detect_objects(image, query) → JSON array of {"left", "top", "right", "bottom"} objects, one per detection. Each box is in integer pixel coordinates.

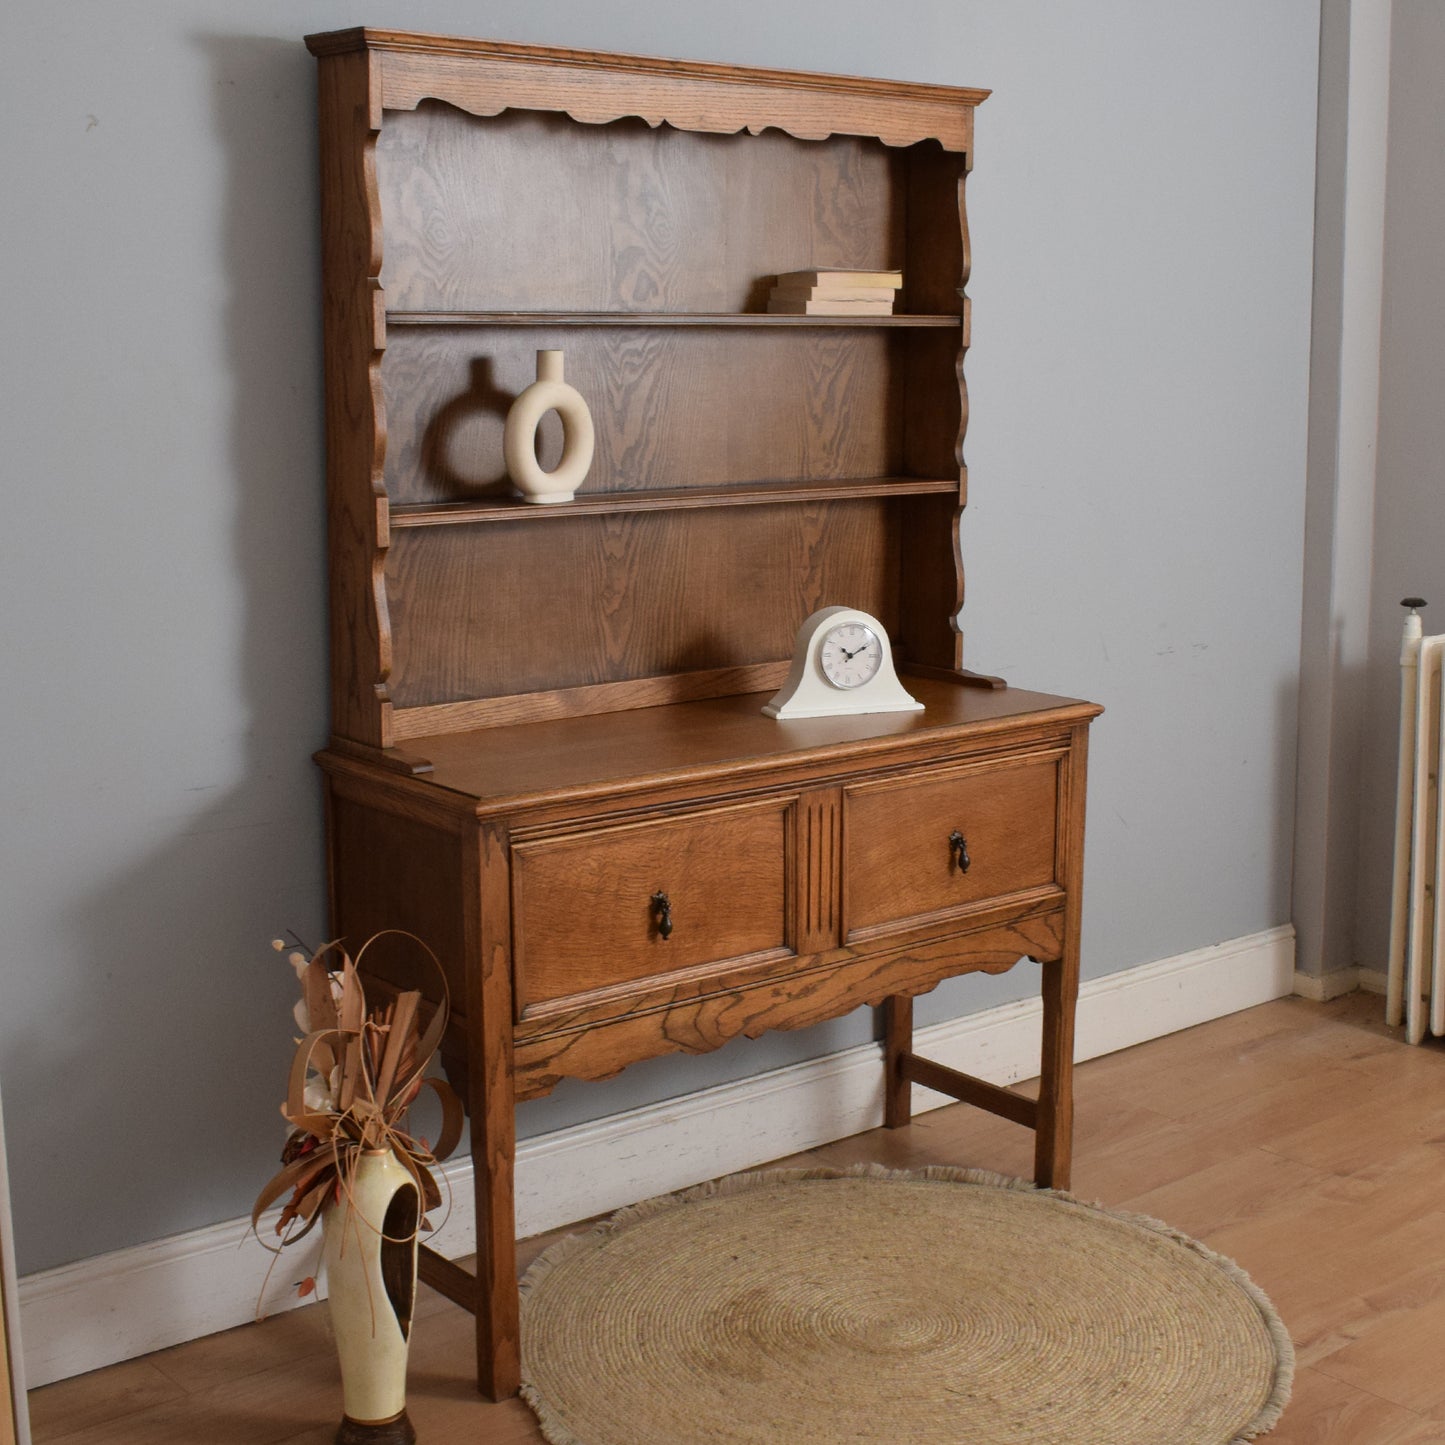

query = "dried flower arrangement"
[{"left": 251, "top": 932, "right": 462, "bottom": 1294}]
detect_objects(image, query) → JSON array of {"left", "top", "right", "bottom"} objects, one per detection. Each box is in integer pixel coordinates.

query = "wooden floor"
[{"left": 26, "top": 992, "right": 1445, "bottom": 1443}]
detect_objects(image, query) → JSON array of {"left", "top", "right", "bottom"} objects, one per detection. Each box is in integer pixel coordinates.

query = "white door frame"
[{"left": 1, "top": 1093, "right": 29, "bottom": 1445}]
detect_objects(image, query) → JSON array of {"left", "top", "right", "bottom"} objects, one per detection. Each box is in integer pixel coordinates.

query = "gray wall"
[
  {"left": 1354, "top": 1, "right": 1445, "bottom": 971},
  {"left": 0, "top": 0, "right": 1319, "bottom": 1275}
]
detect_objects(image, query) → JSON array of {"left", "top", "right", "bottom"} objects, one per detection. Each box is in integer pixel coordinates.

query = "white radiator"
[{"left": 1388, "top": 599, "right": 1445, "bottom": 1043}]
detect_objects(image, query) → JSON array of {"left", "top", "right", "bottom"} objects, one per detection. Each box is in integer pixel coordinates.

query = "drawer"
[
  {"left": 843, "top": 753, "right": 1060, "bottom": 940},
  {"left": 511, "top": 799, "right": 790, "bottom": 1017}
]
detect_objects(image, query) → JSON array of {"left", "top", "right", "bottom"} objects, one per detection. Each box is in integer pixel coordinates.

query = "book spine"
[
  {"left": 766, "top": 299, "right": 895, "bottom": 315},
  {"left": 774, "top": 270, "right": 903, "bottom": 289},
  {"left": 770, "top": 286, "right": 897, "bottom": 302}
]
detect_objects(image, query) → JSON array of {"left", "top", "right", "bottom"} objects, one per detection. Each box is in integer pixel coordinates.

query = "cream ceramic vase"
[
  {"left": 503, "top": 348, "right": 595, "bottom": 503},
  {"left": 323, "top": 1149, "right": 419, "bottom": 1445}
]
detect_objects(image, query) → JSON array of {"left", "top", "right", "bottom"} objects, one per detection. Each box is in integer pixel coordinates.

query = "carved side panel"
[
  {"left": 317, "top": 49, "right": 394, "bottom": 746},
  {"left": 951, "top": 162, "right": 974, "bottom": 669},
  {"left": 898, "top": 144, "right": 970, "bottom": 671}
]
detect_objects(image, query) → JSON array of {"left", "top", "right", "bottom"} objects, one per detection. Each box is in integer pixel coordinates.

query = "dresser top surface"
[{"left": 334, "top": 679, "right": 1101, "bottom": 814}]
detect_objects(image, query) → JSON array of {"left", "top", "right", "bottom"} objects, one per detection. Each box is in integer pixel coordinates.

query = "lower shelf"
[
  {"left": 388, "top": 476, "right": 961, "bottom": 528},
  {"left": 386, "top": 310, "right": 963, "bottom": 329}
]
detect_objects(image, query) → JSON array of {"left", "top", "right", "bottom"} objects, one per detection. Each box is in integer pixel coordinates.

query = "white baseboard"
[
  {"left": 1291, "top": 963, "right": 1390, "bottom": 1001},
  {"left": 1293, "top": 965, "right": 1361, "bottom": 1001},
  {"left": 20, "top": 924, "right": 1294, "bottom": 1387},
  {"left": 1357, "top": 966, "right": 1388, "bottom": 996}
]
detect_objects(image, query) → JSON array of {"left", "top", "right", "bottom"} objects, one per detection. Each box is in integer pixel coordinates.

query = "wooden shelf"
[
  {"left": 388, "top": 476, "right": 961, "bottom": 529},
  {"left": 386, "top": 310, "right": 962, "bottom": 329}
]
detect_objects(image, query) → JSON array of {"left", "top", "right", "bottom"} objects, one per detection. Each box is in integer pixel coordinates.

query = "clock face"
[{"left": 819, "top": 622, "right": 883, "bottom": 689}]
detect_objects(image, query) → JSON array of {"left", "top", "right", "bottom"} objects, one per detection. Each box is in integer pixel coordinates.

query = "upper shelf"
[{"left": 386, "top": 311, "right": 963, "bottom": 329}]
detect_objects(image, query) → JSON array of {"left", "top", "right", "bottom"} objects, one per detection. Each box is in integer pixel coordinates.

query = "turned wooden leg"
[
  {"left": 471, "top": 824, "right": 521, "bottom": 1401},
  {"left": 1037, "top": 721, "right": 1090, "bottom": 1192},
  {"left": 1034, "top": 953, "right": 1078, "bottom": 1190},
  {"left": 471, "top": 1078, "right": 519, "bottom": 1400},
  {"left": 882, "top": 993, "right": 914, "bottom": 1129}
]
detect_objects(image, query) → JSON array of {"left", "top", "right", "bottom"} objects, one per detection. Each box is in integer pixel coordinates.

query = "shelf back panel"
[
  {"left": 377, "top": 106, "right": 942, "bottom": 314},
  {"left": 383, "top": 500, "right": 900, "bottom": 707}
]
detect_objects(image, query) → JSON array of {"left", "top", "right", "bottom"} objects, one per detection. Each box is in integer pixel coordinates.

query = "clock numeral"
[
  {"left": 651, "top": 890, "right": 674, "bottom": 939},
  {"left": 948, "top": 830, "right": 971, "bottom": 874}
]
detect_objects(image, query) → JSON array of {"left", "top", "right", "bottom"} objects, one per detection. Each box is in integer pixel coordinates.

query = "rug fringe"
[
  {"left": 519, "top": 1163, "right": 1294, "bottom": 1443},
  {"left": 518, "top": 1379, "right": 591, "bottom": 1445}
]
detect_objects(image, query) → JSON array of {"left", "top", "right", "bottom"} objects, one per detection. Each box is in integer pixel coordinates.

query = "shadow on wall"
[{"left": 2, "top": 31, "right": 330, "bottom": 1275}]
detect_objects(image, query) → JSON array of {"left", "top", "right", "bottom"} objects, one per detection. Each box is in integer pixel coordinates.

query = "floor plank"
[
  {"left": 1265, "top": 1366, "right": 1441, "bottom": 1444},
  {"left": 24, "top": 1356, "right": 186, "bottom": 1441},
  {"left": 26, "top": 992, "right": 1445, "bottom": 1442}
]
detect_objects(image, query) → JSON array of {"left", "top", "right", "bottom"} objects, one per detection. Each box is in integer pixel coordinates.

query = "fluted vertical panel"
[{"left": 794, "top": 789, "right": 842, "bottom": 954}]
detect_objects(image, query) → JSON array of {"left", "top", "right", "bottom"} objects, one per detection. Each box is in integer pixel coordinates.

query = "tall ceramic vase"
[
  {"left": 504, "top": 348, "right": 595, "bottom": 504},
  {"left": 323, "top": 1149, "right": 420, "bottom": 1445}
]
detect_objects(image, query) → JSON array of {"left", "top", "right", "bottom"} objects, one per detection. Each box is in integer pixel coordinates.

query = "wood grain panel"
[
  {"left": 843, "top": 752, "right": 1061, "bottom": 940},
  {"left": 904, "top": 143, "right": 967, "bottom": 315},
  {"left": 329, "top": 794, "right": 469, "bottom": 1015},
  {"left": 380, "top": 326, "right": 904, "bottom": 504},
  {"left": 383, "top": 500, "right": 900, "bottom": 706},
  {"left": 897, "top": 492, "right": 965, "bottom": 670},
  {"left": 377, "top": 107, "right": 904, "bottom": 313},
  {"left": 901, "top": 328, "right": 964, "bottom": 481},
  {"left": 898, "top": 320, "right": 966, "bottom": 670},
  {"left": 511, "top": 800, "right": 789, "bottom": 1016}
]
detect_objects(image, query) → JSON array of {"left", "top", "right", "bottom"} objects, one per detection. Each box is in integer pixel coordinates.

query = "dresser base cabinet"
[{"left": 317, "top": 679, "right": 1099, "bottom": 1398}]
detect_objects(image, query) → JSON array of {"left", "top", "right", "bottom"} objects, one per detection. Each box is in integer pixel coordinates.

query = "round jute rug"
[{"left": 519, "top": 1165, "right": 1292, "bottom": 1445}]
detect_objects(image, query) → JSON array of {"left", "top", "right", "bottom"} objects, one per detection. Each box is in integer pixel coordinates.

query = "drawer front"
[
  {"left": 843, "top": 753, "right": 1060, "bottom": 939},
  {"left": 512, "top": 800, "right": 790, "bottom": 1017}
]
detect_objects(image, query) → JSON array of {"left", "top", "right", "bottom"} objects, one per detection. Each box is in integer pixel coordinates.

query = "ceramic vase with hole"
[
  {"left": 503, "top": 348, "right": 595, "bottom": 504},
  {"left": 323, "top": 1149, "right": 420, "bottom": 1445}
]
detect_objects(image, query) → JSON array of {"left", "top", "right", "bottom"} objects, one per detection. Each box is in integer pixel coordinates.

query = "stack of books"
[{"left": 766, "top": 269, "right": 903, "bottom": 316}]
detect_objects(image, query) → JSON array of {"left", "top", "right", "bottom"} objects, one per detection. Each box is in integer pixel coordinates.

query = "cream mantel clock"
[{"left": 763, "top": 606, "right": 924, "bottom": 719}]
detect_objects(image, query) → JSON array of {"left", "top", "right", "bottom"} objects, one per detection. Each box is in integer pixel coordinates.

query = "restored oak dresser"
[{"left": 305, "top": 27, "right": 1101, "bottom": 1398}]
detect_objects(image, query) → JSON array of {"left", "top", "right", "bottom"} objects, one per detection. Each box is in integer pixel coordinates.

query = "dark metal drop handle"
[
  {"left": 651, "top": 890, "right": 674, "bottom": 940},
  {"left": 948, "top": 830, "right": 971, "bottom": 874}
]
